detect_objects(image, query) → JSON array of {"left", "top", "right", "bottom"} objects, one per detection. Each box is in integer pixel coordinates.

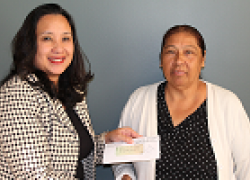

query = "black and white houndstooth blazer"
[{"left": 0, "top": 74, "right": 105, "bottom": 179}]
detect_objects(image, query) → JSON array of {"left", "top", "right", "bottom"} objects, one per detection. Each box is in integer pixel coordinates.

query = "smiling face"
[
  {"left": 161, "top": 32, "right": 205, "bottom": 89},
  {"left": 34, "top": 14, "right": 74, "bottom": 85}
]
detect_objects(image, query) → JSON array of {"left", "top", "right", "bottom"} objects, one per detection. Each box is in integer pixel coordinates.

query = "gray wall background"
[{"left": 1, "top": 1, "right": 250, "bottom": 179}]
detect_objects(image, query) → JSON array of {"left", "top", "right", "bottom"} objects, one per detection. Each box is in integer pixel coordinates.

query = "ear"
[
  {"left": 159, "top": 53, "right": 163, "bottom": 68},
  {"left": 202, "top": 50, "right": 206, "bottom": 68}
]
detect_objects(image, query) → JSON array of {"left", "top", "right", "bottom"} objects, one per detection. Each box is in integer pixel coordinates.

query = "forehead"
[
  {"left": 36, "top": 14, "right": 72, "bottom": 34},
  {"left": 165, "top": 32, "right": 198, "bottom": 47}
]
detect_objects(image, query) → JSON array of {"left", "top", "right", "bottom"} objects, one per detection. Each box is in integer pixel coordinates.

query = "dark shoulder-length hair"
[{"left": 1, "top": 3, "right": 93, "bottom": 107}]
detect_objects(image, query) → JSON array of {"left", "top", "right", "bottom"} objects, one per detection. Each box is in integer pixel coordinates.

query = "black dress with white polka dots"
[{"left": 156, "top": 82, "right": 218, "bottom": 179}]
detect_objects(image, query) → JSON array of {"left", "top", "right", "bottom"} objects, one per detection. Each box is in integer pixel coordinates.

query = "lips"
[
  {"left": 48, "top": 57, "right": 65, "bottom": 64},
  {"left": 171, "top": 69, "right": 186, "bottom": 76},
  {"left": 176, "top": 70, "right": 185, "bottom": 75}
]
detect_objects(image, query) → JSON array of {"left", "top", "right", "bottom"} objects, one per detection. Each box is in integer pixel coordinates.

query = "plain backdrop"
[{"left": 1, "top": 1, "right": 250, "bottom": 179}]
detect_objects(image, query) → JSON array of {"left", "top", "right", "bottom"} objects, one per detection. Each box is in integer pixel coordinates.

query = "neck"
[{"left": 165, "top": 80, "right": 205, "bottom": 102}]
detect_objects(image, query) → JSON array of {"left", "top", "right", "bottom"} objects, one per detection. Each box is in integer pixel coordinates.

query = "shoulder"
[
  {"left": 0, "top": 75, "right": 44, "bottom": 105},
  {"left": 206, "top": 81, "right": 243, "bottom": 108},
  {"left": 124, "top": 81, "right": 163, "bottom": 107},
  {"left": 130, "top": 81, "right": 162, "bottom": 98},
  {"left": 206, "top": 82, "right": 239, "bottom": 99},
  {"left": 1, "top": 75, "right": 31, "bottom": 92},
  {"left": 1, "top": 76, "right": 27, "bottom": 96}
]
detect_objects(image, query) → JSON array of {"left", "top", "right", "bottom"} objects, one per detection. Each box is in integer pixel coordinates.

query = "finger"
[
  {"left": 129, "top": 130, "right": 142, "bottom": 138},
  {"left": 121, "top": 127, "right": 142, "bottom": 138},
  {"left": 116, "top": 134, "right": 134, "bottom": 144}
]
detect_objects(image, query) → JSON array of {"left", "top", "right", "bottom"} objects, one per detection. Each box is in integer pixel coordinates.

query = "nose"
[
  {"left": 175, "top": 52, "right": 185, "bottom": 65},
  {"left": 52, "top": 40, "right": 64, "bottom": 54}
]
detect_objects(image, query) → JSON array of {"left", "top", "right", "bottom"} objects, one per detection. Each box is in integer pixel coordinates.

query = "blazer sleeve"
[
  {"left": 94, "top": 133, "right": 106, "bottom": 165},
  {"left": 0, "top": 83, "right": 56, "bottom": 179}
]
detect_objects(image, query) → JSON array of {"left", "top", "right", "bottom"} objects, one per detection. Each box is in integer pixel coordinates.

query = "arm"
[
  {"left": 0, "top": 81, "right": 73, "bottom": 179},
  {"left": 0, "top": 86, "right": 51, "bottom": 179},
  {"left": 78, "top": 98, "right": 140, "bottom": 166},
  {"left": 229, "top": 95, "right": 250, "bottom": 179},
  {"left": 112, "top": 92, "right": 140, "bottom": 180},
  {"left": 113, "top": 163, "right": 136, "bottom": 180},
  {"left": 94, "top": 128, "right": 141, "bottom": 165},
  {"left": 107, "top": 127, "right": 141, "bottom": 180},
  {"left": 94, "top": 132, "right": 106, "bottom": 165}
]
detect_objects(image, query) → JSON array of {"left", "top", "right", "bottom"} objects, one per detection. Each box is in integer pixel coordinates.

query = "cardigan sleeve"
[
  {"left": 207, "top": 82, "right": 250, "bottom": 179},
  {"left": 228, "top": 93, "right": 250, "bottom": 179},
  {"left": 112, "top": 106, "right": 136, "bottom": 179},
  {"left": 112, "top": 88, "right": 140, "bottom": 180},
  {"left": 112, "top": 83, "right": 160, "bottom": 180},
  {"left": 112, "top": 113, "right": 137, "bottom": 180}
]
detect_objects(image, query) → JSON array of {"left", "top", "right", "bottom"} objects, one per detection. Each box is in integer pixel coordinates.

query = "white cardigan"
[{"left": 113, "top": 81, "right": 250, "bottom": 180}]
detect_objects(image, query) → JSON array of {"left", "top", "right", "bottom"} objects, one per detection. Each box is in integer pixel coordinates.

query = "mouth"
[
  {"left": 172, "top": 70, "right": 186, "bottom": 76},
  {"left": 48, "top": 57, "right": 65, "bottom": 64}
]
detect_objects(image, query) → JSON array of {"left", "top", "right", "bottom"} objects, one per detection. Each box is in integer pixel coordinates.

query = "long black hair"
[{"left": 1, "top": 3, "right": 93, "bottom": 108}]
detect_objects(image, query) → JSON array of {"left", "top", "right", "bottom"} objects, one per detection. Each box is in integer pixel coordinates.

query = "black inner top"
[
  {"left": 65, "top": 107, "right": 94, "bottom": 179},
  {"left": 156, "top": 81, "right": 218, "bottom": 179}
]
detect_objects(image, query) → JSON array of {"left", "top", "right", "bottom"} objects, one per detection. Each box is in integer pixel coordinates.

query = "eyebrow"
[
  {"left": 164, "top": 45, "right": 198, "bottom": 50},
  {"left": 164, "top": 45, "right": 175, "bottom": 49},
  {"left": 185, "top": 45, "right": 198, "bottom": 50}
]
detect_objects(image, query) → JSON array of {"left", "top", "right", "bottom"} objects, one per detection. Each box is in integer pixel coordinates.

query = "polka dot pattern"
[{"left": 156, "top": 82, "right": 217, "bottom": 179}]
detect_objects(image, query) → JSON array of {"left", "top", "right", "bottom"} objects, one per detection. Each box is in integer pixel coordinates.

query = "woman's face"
[
  {"left": 160, "top": 32, "right": 205, "bottom": 89},
  {"left": 34, "top": 14, "right": 74, "bottom": 84}
]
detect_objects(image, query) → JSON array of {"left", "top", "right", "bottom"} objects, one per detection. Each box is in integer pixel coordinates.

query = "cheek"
[
  {"left": 161, "top": 59, "right": 172, "bottom": 70},
  {"left": 34, "top": 55, "right": 43, "bottom": 70},
  {"left": 68, "top": 45, "right": 74, "bottom": 56},
  {"left": 36, "top": 43, "right": 48, "bottom": 57},
  {"left": 161, "top": 62, "right": 171, "bottom": 77}
]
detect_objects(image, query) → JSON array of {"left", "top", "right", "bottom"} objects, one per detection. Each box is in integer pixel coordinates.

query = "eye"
[
  {"left": 185, "top": 50, "right": 193, "bottom": 55},
  {"left": 42, "top": 36, "right": 52, "bottom": 41},
  {"left": 62, "top": 36, "right": 72, "bottom": 42},
  {"left": 166, "top": 49, "right": 176, "bottom": 54}
]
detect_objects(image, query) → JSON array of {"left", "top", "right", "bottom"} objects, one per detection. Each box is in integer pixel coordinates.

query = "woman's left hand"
[{"left": 105, "top": 127, "right": 141, "bottom": 144}]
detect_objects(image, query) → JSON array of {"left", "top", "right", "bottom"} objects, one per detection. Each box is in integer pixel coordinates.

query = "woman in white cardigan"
[{"left": 113, "top": 25, "right": 250, "bottom": 180}]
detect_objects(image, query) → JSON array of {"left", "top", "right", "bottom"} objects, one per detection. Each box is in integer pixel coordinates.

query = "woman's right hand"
[{"left": 122, "top": 174, "right": 132, "bottom": 180}]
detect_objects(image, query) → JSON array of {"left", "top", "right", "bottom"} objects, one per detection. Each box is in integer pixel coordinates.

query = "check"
[{"left": 103, "top": 136, "right": 160, "bottom": 164}]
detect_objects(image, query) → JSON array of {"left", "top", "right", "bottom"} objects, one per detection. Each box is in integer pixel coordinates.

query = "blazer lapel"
[
  {"left": 74, "top": 99, "right": 95, "bottom": 139},
  {"left": 53, "top": 99, "right": 79, "bottom": 139}
]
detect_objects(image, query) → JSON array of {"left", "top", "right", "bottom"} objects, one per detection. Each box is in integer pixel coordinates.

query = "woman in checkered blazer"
[{"left": 0, "top": 3, "right": 139, "bottom": 179}]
